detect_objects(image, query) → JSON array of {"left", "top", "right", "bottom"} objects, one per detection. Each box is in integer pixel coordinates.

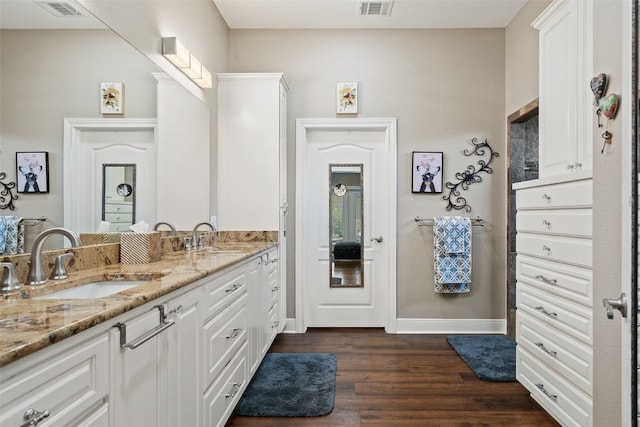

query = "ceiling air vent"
[
  {"left": 359, "top": 1, "right": 394, "bottom": 17},
  {"left": 38, "top": 2, "right": 84, "bottom": 17}
]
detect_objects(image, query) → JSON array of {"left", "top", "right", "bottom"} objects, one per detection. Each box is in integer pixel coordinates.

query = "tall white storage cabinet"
[
  {"left": 217, "top": 73, "right": 288, "bottom": 332},
  {"left": 515, "top": 1, "right": 594, "bottom": 426}
]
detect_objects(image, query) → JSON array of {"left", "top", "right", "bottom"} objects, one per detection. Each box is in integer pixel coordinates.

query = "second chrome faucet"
[{"left": 27, "top": 227, "right": 82, "bottom": 286}]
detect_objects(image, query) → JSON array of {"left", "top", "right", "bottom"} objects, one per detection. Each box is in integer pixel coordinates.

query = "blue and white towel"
[
  {"left": 0, "top": 216, "right": 24, "bottom": 255},
  {"left": 433, "top": 216, "right": 472, "bottom": 293}
]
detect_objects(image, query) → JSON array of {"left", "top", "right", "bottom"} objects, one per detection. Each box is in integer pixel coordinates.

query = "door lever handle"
[
  {"left": 370, "top": 236, "right": 383, "bottom": 243},
  {"left": 603, "top": 293, "right": 628, "bottom": 319}
]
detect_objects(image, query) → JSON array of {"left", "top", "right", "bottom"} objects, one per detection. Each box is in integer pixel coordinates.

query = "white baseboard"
[
  {"left": 396, "top": 318, "right": 506, "bottom": 334},
  {"left": 281, "top": 318, "right": 506, "bottom": 335}
]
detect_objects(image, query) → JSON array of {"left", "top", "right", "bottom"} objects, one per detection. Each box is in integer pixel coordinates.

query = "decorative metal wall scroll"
[
  {"left": 442, "top": 137, "right": 499, "bottom": 212},
  {"left": 0, "top": 172, "right": 19, "bottom": 210}
]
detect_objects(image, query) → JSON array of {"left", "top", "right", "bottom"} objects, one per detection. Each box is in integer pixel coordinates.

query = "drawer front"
[
  {"left": 203, "top": 343, "right": 248, "bottom": 427},
  {"left": 516, "top": 209, "right": 591, "bottom": 238},
  {"left": 517, "top": 347, "right": 592, "bottom": 427},
  {"left": 517, "top": 283, "right": 592, "bottom": 345},
  {"left": 516, "top": 233, "right": 592, "bottom": 268},
  {"left": 103, "top": 203, "right": 133, "bottom": 213},
  {"left": 203, "top": 265, "right": 247, "bottom": 322},
  {"left": 103, "top": 213, "right": 133, "bottom": 223},
  {"left": 0, "top": 334, "right": 109, "bottom": 427},
  {"left": 516, "top": 179, "right": 592, "bottom": 210},
  {"left": 516, "top": 310, "right": 592, "bottom": 395},
  {"left": 203, "top": 293, "right": 247, "bottom": 386},
  {"left": 516, "top": 254, "right": 592, "bottom": 306}
]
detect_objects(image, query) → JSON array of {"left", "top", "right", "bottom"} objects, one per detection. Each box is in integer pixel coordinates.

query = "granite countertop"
[{"left": 0, "top": 242, "right": 276, "bottom": 367}]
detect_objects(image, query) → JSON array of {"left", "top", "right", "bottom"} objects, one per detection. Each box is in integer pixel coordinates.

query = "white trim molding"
[{"left": 396, "top": 318, "right": 507, "bottom": 334}]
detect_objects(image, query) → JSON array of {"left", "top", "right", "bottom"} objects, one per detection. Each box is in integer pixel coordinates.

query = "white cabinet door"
[
  {"left": 246, "top": 256, "right": 263, "bottom": 376},
  {"left": 167, "top": 288, "right": 202, "bottom": 427},
  {"left": 534, "top": 0, "right": 592, "bottom": 178},
  {"left": 110, "top": 307, "right": 168, "bottom": 427}
]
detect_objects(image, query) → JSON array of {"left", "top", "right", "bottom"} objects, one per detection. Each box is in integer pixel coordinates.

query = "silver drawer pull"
[
  {"left": 225, "top": 382, "right": 243, "bottom": 399},
  {"left": 226, "top": 328, "right": 242, "bottom": 339},
  {"left": 542, "top": 193, "right": 552, "bottom": 202},
  {"left": 271, "top": 286, "right": 279, "bottom": 292},
  {"left": 542, "top": 219, "right": 551, "bottom": 229},
  {"left": 225, "top": 283, "right": 242, "bottom": 293},
  {"left": 117, "top": 305, "right": 175, "bottom": 350},
  {"left": 272, "top": 320, "right": 279, "bottom": 329},
  {"left": 535, "top": 383, "right": 558, "bottom": 401},
  {"left": 542, "top": 245, "right": 551, "bottom": 255},
  {"left": 535, "top": 305, "right": 558, "bottom": 318},
  {"left": 535, "top": 274, "right": 558, "bottom": 285},
  {"left": 535, "top": 341, "right": 558, "bottom": 357},
  {"left": 21, "top": 408, "right": 50, "bottom": 427}
]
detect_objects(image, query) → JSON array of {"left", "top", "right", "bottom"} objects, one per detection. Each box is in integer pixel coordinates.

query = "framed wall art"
[
  {"left": 336, "top": 82, "right": 358, "bottom": 114},
  {"left": 412, "top": 151, "right": 443, "bottom": 193},
  {"left": 100, "top": 82, "right": 125, "bottom": 114},
  {"left": 16, "top": 151, "right": 49, "bottom": 193}
]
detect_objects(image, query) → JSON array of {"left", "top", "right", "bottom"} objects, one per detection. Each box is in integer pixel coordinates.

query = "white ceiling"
[
  {"left": 1, "top": 0, "right": 528, "bottom": 30},
  {"left": 212, "top": 0, "right": 529, "bottom": 29}
]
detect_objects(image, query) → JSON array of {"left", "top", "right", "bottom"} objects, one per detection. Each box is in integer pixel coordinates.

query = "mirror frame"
[{"left": 632, "top": 0, "right": 639, "bottom": 423}]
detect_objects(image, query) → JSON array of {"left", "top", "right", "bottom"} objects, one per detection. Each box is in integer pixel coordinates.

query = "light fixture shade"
[
  {"left": 182, "top": 54, "right": 202, "bottom": 79},
  {"left": 162, "top": 37, "right": 190, "bottom": 69},
  {"left": 193, "top": 67, "right": 212, "bottom": 89}
]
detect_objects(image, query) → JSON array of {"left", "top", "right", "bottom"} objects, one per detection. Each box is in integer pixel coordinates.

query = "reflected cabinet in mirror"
[
  {"left": 102, "top": 164, "right": 136, "bottom": 232},
  {"left": 329, "top": 164, "right": 363, "bottom": 288}
]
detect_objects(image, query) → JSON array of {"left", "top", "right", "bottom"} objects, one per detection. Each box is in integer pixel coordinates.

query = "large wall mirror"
[
  {"left": 0, "top": 0, "right": 211, "bottom": 252},
  {"left": 329, "top": 164, "right": 363, "bottom": 288}
]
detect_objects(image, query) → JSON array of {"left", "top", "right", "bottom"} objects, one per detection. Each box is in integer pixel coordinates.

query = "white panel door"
[{"left": 298, "top": 122, "right": 395, "bottom": 328}]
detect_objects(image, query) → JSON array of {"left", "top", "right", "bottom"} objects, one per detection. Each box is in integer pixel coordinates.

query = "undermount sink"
[{"left": 33, "top": 281, "right": 146, "bottom": 300}]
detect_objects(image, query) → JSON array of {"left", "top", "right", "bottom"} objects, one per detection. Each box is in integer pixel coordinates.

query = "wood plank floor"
[{"left": 225, "top": 328, "right": 560, "bottom": 427}]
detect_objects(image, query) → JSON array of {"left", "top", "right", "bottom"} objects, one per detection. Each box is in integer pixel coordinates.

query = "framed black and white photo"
[
  {"left": 412, "top": 151, "right": 443, "bottom": 193},
  {"left": 16, "top": 152, "right": 49, "bottom": 193}
]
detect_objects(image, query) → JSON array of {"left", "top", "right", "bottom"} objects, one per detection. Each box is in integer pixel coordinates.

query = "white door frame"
[{"left": 295, "top": 118, "right": 397, "bottom": 333}]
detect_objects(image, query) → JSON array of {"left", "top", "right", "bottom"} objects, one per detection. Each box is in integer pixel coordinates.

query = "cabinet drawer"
[
  {"left": 203, "top": 293, "right": 247, "bottom": 386},
  {"left": 516, "top": 233, "right": 592, "bottom": 268},
  {"left": 516, "top": 310, "right": 592, "bottom": 395},
  {"left": 103, "top": 213, "right": 132, "bottom": 223},
  {"left": 0, "top": 334, "right": 109, "bottom": 427},
  {"left": 103, "top": 203, "right": 133, "bottom": 214},
  {"left": 517, "top": 283, "right": 592, "bottom": 345},
  {"left": 516, "top": 209, "right": 591, "bottom": 237},
  {"left": 516, "top": 179, "right": 592, "bottom": 210},
  {"left": 203, "top": 343, "right": 248, "bottom": 427},
  {"left": 516, "top": 254, "right": 592, "bottom": 306},
  {"left": 517, "top": 347, "right": 592, "bottom": 427},
  {"left": 203, "top": 265, "right": 247, "bottom": 322}
]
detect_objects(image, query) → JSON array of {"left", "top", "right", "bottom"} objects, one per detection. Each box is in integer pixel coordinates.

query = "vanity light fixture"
[{"left": 161, "top": 37, "right": 212, "bottom": 88}]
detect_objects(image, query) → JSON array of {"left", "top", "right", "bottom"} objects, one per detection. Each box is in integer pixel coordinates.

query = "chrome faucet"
[
  {"left": 27, "top": 228, "right": 82, "bottom": 286},
  {"left": 0, "top": 262, "right": 21, "bottom": 293},
  {"left": 153, "top": 221, "right": 177, "bottom": 236},
  {"left": 191, "top": 222, "right": 215, "bottom": 250}
]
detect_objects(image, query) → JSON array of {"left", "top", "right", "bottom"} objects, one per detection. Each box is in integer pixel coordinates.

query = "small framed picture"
[
  {"left": 100, "top": 82, "right": 124, "bottom": 114},
  {"left": 412, "top": 151, "right": 443, "bottom": 193},
  {"left": 336, "top": 82, "right": 358, "bottom": 114},
  {"left": 16, "top": 152, "right": 49, "bottom": 193}
]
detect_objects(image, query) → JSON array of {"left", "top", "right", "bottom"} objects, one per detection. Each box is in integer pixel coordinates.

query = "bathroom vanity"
[{"left": 0, "top": 241, "right": 281, "bottom": 427}]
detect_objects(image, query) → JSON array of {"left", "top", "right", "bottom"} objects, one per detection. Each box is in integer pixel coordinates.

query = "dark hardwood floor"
[{"left": 225, "top": 328, "right": 560, "bottom": 427}]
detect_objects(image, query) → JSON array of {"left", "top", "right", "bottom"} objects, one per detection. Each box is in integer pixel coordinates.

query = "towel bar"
[
  {"left": 414, "top": 216, "right": 484, "bottom": 227},
  {"left": 20, "top": 216, "right": 46, "bottom": 226}
]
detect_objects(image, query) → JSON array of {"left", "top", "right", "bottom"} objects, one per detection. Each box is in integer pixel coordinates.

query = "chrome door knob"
[{"left": 603, "top": 293, "right": 628, "bottom": 319}]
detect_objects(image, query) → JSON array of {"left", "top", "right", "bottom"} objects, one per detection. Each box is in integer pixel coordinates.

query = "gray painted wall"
[{"left": 229, "top": 28, "right": 507, "bottom": 320}]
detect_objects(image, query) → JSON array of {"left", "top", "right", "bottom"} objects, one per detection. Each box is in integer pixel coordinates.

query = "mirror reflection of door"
[
  {"left": 329, "top": 164, "right": 363, "bottom": 288},
  {"left": 102, "top": 164, "right": 136, "bottom": 232}
]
